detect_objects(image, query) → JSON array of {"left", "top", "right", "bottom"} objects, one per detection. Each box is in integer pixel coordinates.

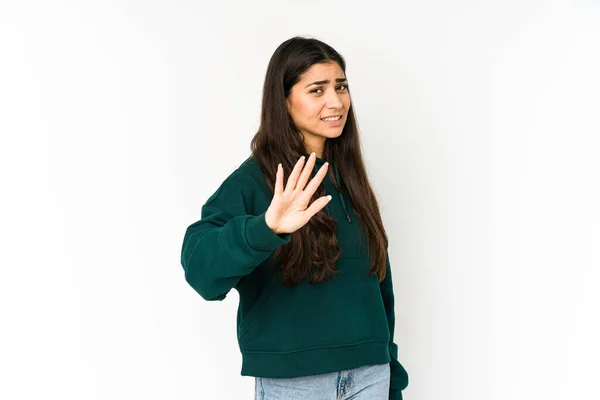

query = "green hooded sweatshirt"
[{"left": 180, "top": 155, "right": 409, "bottom": 399}]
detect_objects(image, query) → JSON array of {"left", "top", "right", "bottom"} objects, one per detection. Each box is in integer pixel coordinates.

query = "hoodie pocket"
[
  {"left": 239, "top": 257, "right": 390, "bottom": 353},
  {"left": 237, "top": 279, "right": 280, "bottom": 341}
]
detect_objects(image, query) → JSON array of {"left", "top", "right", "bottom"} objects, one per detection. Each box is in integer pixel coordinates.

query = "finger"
[
  {"left": 295, "top": 152, "right": 317, "bottom": 192},
  {"left": 285, "top": 155, "right": 306, "bottom": 194},
  {"left": 274, "top": 163, "right": 283, "bottom": 194},
  {"left": 303, "top": 162, "right": 328, "bottom": 196},
  {"left": 305, "top": 195, "right": 333, "bottom": 218}
]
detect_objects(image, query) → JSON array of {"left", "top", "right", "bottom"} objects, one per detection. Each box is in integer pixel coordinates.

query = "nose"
[{"left": 325, "top": 89, "right": 343, "bottom": 109}]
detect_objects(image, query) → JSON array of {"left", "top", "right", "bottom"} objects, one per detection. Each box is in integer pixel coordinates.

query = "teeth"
[{"left": 322, "top": 116, "right": 341, "bottom": 121}]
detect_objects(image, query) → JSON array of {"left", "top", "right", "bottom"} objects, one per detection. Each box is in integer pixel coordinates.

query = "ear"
[{"left": 286, "top": 97, "right": 291, "bottom": 113}]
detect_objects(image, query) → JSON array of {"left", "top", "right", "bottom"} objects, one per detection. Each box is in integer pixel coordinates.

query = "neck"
[
  {"left": 300, "top": 130, "right": 327, "bottom": 158},
  {"left": 303, "top": 138, "right": 326, "bottom": 158}
]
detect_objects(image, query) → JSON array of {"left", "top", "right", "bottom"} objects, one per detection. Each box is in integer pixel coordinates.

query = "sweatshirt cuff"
[
  {"left": 390, "top": 388, "right": 403, "bottom": 400},
  {"left": 245, "top": 212, "right": 292, "bottom": 252}
]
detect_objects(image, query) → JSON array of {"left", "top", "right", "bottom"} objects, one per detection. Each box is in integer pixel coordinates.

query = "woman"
[{"left": 180, "top": 36, "right": 409, "bottom": 399}]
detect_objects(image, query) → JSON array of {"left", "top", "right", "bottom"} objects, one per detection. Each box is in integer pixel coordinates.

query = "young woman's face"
[{"left": 286, "top": 61, "right": 350, "bottom": 154}]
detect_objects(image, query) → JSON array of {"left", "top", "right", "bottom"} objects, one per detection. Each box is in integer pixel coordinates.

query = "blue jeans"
[{"left": 254, "top": 363, "right": 390, "bottom": 399}]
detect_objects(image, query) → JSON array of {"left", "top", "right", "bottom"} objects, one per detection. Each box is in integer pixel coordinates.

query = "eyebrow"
[{"left": 304, "top": 78, "right": 348, "bottom": 88}]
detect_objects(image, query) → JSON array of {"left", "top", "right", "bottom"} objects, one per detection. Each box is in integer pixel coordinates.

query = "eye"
[{"left": 310, "top": 85, "right": 349, "bottom": 94}]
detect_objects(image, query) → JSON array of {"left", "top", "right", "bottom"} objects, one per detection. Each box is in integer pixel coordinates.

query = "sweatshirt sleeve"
[
  {"left": 380, "top": 250, "right": 409, "bottom": 399},
  {"left": 180, "top": 172, "right": 292, "bottom": 301}
]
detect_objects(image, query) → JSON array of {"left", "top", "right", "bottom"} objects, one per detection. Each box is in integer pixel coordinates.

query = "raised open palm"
[{"left": 265, "top": 152, "right": 332, "bottom": 235}]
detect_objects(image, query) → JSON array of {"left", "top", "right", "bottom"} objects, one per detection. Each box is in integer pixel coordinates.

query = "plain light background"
[{"left": 1, "top": 1, "right": 599, "bottom": 399}]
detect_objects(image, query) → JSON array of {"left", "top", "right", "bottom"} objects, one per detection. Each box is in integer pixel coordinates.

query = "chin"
[
  {"left": 318, "top": 126, "right": 345, "bottom": 136},
  {"left": 328, "top": 127, "right": 345, "bottom": 138}
]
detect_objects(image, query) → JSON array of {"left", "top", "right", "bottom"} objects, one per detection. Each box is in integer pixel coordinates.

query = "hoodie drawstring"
[
  {"left": 313, "top": 162, "right": 352, "bottom": 223},
  {"left": 334, "top": 165, "right": 352, "bottom": 223}
]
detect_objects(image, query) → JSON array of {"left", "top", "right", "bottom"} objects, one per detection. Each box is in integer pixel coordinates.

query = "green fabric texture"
[{"left": 180, "top": 155, "right": 409, "bottom": 398}]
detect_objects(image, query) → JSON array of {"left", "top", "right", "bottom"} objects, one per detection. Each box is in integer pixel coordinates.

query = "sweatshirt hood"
[{"left": 314, "top": 156, "right": 352, "bottom": 223}]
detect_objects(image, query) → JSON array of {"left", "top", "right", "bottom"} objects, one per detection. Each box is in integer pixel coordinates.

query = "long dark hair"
[{"left": 250, "top": 36, "right": 389, "bottom": 286}]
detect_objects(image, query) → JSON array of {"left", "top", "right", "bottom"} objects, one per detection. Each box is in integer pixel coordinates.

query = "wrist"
[{"left": 264, "top": 211, "right": 281, "bottom": 234}]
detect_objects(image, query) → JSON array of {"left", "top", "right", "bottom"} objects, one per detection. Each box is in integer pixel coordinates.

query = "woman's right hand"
[{"left": 265, "top": 152, "right": 332, "bottom": 235}]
